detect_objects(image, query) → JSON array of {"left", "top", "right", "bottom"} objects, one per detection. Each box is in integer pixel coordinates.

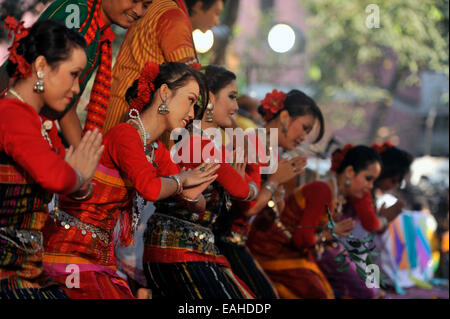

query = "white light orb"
[
  {"left": 268, "top": 24, "right": 296, "bottom": 53},
  {"left": 193, "top": 29, "right": 214, "bottom": 54}
]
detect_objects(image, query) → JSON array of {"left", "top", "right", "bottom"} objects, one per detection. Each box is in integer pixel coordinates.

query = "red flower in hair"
[
  {"left": 371, "top": 140, "right": 394, "bottom": 154},
  {"left": 190, "top": 62, "right": 202, "bottom": 72},
  {"left": 4, "top": 16, "right": 31, "bottom": 79},
  {"left": 261, "top": 89, "right": 286, "bottom": 121},
  {"left": 130, "top": 62, "right": 160, "bottom": 111},
  {"left": 331, "top": 144, "right": 354, "bottom": 172}
]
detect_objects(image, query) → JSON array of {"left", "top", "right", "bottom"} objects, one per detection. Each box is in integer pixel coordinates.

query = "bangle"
[
  {"left": 179, "top": 193, "right": 201, "bottom": 203},
  {"left": 378, "top": 216, "right": 388, "bottom": 230},
  {"left": 74, "top": 169, "right": 85, "bottom": 191},
  {"left": 263, "top": 181, "right": 277, "bottom": 196},
  {"left": 246, "top": 182, "right": 259, "bottom": 201},
  {"left": 70, "top": 182, "right": 94, "bottom": 201},
  {"left": 169, "top": 175, "right": 183, "bottom": 195}
]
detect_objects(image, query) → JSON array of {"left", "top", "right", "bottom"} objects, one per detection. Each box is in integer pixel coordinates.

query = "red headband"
[
  {"left": 371, "top": 141, "right": 394, "bottom": 154},
  {"left": 130, "top": 62, "right": 160, "bottom": 111},
  {"left": 4, "top": 16, "right": 31, "bottom": 79},
  {"left": 260, "top": 89, "right": 286, "bottom": 121},
  {"left": 331, "top": 144, "right": 354, "bottom": 172}
]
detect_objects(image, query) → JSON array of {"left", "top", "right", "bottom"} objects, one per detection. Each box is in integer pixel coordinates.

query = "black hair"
[
  {"left": 204, "top": 65, "right": 236, "bottom": 94},
  {"left": 184, "top": 0, "right": 227, "bottom": 15},
  {"left": 377, "top": 147, "right": 413, "bottom": 182},
  {"left": 334, "top": 145, "right": 381, "bottom": 174},
  {"left": 125, "top": 62, "right": 208, "bottom": 114},
  {"left": 6, "top": 19, "right": 87, "bottom": 78},
  {"left": 184, "top": 0, "right": 226, "bottom": 15},
  {"left": 258, "top": 89, "right": 325, "bottom": 143}
]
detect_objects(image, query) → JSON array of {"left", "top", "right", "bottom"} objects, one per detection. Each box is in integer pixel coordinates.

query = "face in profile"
[
  {"left": 102, "top": 0, "right": 152, "bottom": 28},
  {"left": 280, "top": 114, "right": 315, "bottom": 150},
  {"left": 347, "top": 162, "right": 382, "bottom": 198},
  {"left": 41, "top": 47, "right": 87, "bottom": 113},
  {"left": 209, "top": 80, "right": 238, "bottom": 128},
  {"left": 165, "top": 78, "right": 200, "bottom": 132},
  {"left": 191, "top": 0, "right": 224, "bottom": 32}
]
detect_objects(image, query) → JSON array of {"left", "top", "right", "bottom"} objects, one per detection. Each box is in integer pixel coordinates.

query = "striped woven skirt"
[
  {"left": 144, "top": 261, "right": 255, "bottom": 299},
  {"left": 216, "top": 240, "right": 278, "bottom": 299},
  {"left": 0, "top": 279, "right": 68, "bottom": 299}
]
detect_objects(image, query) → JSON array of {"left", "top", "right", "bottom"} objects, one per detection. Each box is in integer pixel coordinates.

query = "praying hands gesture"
[{"left": 65, "top": 128, "right": 104, "bottom": 192}]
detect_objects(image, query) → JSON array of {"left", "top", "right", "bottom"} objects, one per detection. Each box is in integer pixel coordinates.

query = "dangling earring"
[
  {"left": 205, "top": 103, "right": 214, "bottom": 122},
  {"left": 158, "top": 97, "right": 169, "bottom": 115},
  {"left": 345, "top": 178, "right": 351, "bottom": 187},
  {"left": 33, "top": 71, "right": 45, "bottom": 93},
  {"left": 281, "top": 122, "right": 288, "bottom": 136}
]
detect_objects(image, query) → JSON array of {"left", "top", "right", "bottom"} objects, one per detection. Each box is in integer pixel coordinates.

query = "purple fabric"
[{"left": 316, "top": 244, "right": 379, "bottom": 299}]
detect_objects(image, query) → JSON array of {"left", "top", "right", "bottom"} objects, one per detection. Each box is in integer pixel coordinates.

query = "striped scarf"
[{"left": 83, "top": 0, "right": 116, "bottom": 133}]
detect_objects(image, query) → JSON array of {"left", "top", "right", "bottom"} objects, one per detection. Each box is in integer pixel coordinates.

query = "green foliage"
[{"left": 301, "top": 0, "right": 449, "bottom": 102}]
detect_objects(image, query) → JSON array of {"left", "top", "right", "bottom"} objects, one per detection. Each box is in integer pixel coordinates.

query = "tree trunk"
[
  {"left": 366, "top": 69, "right": 404, "bottom": 144},
  {"left": 211, "top": 0, "right": 240, "bottom": 66}
]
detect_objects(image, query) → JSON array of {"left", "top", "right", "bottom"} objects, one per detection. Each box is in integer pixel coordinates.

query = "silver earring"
[
  {"left": 158, "top": 97, "right": 169, "bottom": 115},
  {"left": 282, "top": 122, "right": 288, "bottom": 136},
  {"left": 33, "top": 71, "right": 45, "bottom": 93},
  {"left": 205, "top": 103, "right": 214, "bottom": 122},
  {"left": 345, "top": 179, "right": 351, "bottom": 187}
]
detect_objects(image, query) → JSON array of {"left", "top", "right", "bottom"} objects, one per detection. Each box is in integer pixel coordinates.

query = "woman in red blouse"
[
  {"left": 142, "top": 65, "right": 264, "bottom": 299},
  {"left": 211, "top": 86, "right": 326, "bottom": 299},
  {"left": 247, "top": 145, "right": 382, "bottom": 298},
  {"left": 43, "top": 62, "right": 219, "bottom": 299},
  {"left": 0, "top": 19, "right": 103, "bottom": 299}
]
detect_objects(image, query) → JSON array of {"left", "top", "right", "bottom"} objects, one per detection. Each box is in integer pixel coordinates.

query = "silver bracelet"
[
  {"left": 180, "top": 193, "right": 201, "bottom": 203},
  {"left": 74, "top": 169, "right": 85, "bottom": 190},
  {"left": 168, "top": 175, "right": 183, "bottom": 194},
  {"left": 379, "top": 216, "right": 389, "bottom": 230},
  {"left": 263, "top": 181, "right": 277, "bottom": 196},
  {"left": 246, "top": 182, "right": 259, "bottom": 201}
]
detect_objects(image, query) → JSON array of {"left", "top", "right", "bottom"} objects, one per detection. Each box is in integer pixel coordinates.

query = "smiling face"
[
  {"left": 209, "top": 80, "right": 238, "bottom": 128},
  {"left": 102, "top": 0, "right": 152, "bottom": 28},
  {"left": 39, "top": 47, "right": 87, "bottom": 113},
  {"left": 190, "top": 0, "right": 224, "bottom": 32},
  {"left": 344, "top": 162, "right": 382, "bottom": 198},
  {"left": 164, "top": 78, "right": 200, "bottom": 131},
  {"left": 278, "top": 113, "right": 316, "bottom": 150}
]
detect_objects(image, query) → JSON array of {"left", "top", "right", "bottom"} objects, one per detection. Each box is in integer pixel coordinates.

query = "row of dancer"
[{"left": 0, "top": 8, "right": 412, "bottom": 299}]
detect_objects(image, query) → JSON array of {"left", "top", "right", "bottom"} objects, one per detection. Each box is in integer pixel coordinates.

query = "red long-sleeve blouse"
[{"left": 0, "top": 99, "right": 77, "bottom": 194}]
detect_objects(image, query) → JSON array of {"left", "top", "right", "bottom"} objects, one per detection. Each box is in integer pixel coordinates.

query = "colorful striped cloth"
[
  {"left": 42, "top": 162, "right": 136, "bottom": 299},
  {"left": 143, "top": 183, "right": 255, "bottom": 299}
]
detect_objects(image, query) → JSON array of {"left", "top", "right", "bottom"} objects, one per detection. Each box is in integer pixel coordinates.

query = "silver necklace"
[{"left": 7, "top": 88, "right": 25, "bottom": 103}]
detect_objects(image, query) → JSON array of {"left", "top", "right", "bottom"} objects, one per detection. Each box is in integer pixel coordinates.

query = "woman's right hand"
[
  {"left": 334, "top": 218, "right": 356, "bottom": 238},
  {"left": 65, "top": 129, "right": 104, "bottom": 187},
  {"left": 379, "top": 200, "right": 405, "bottom": 222},
  {"left": 179, "top": 163, "right": 220, "bottom": 188},
  {"left": 269, "top": 155, "right": 307, "bottom": 185}
]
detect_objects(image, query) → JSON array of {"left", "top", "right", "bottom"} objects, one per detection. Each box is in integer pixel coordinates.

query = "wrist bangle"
[
  {"left": 179, "top": 193, "right": 201, "bottom": 203},
  {"left": 70, "top": 182, "right": 94, "bottom": 201},
  {"left": 263, "top": 181, "right": 277, "bottom": 196},
  {"left": 379, "top": 216, "right": 388, "bottom": 230},
  {"left": 169, "top": 175, "right": 183, "bottom": 195},
  {"left": 74, "top": 169, "right": 85, "bottom": 191},
  {"left": 246, "top": 182, "right": 259, "bottom": 201}
]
